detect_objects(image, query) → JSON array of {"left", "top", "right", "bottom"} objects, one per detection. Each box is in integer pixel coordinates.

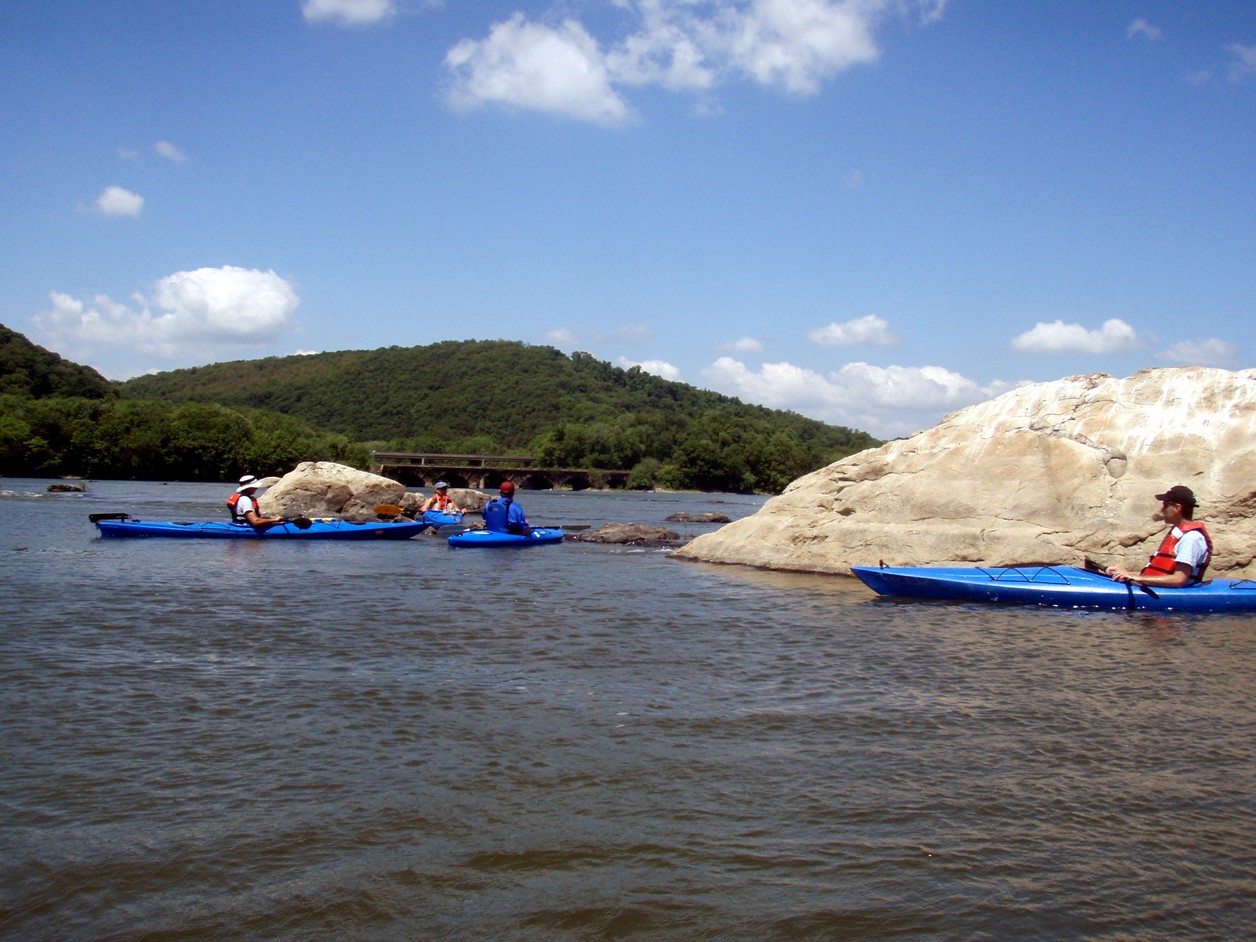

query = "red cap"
[{"left": 499, "top": 481, "right": 516, "bottom": 494}]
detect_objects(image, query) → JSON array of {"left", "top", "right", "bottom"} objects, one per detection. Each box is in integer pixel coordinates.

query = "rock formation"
[
  {"left": 666, "top": 512, "right": 732, "bottom": 523},
  {"left": 258, "top": 461, "right": 406, "bottom": 520},
  {"left": 574, "top": 523, "right": 681, "bottom": 545},
  {"left": 673, "top": 368, "right": 1256, "bottom": 578},
  {"left": 450, "top": 488, "right": 488, "bottom": 513}
]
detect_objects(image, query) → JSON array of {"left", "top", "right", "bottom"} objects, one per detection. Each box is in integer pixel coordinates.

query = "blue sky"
[{"left": 2, "top": 0, "right": 1252, "bottom": 438}]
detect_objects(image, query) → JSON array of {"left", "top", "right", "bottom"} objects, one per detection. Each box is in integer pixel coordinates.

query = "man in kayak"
[
  {"left": 1106, "top": 485, "right": 1212, "bottom": 588},
  {"left": 419, "top": 481, "right": 464, "bottom": 515},
  {"left": 482, "top": 480, "right": 531, "bottom": 536},
  {"left": 227, "top": 475, "right": 287, "bottom": 529}
]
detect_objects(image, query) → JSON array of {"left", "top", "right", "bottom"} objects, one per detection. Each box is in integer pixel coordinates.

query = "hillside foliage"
[
  {"left": 119, "top": 340, "right": 880, "bottom": 491},
  {"left": 0, "top": 395, "right": 367, "bottom": 481},
  {"left": 0, "top": 325, "right": 116, "bottom": 400},
  {"left": 0, "top": 325, "right": 364, "bottom": 480},
  {"left": 1, "top": 332, "right": 880, "bottom": 491}
]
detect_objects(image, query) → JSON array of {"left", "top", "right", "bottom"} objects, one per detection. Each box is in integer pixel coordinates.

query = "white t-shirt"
[
  {"left": 234, "top": 493, "right": 258, "bottom": 518},
  {"left": 1173, "top": 528, "right": 1209, "bottom": 577}
]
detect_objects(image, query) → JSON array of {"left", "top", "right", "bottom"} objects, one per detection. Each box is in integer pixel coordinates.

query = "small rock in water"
[{"left": 574, "top": 523, "right": 682, "bottom": 545}]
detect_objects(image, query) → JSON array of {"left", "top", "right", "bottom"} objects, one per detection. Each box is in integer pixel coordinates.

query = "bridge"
[{"left": 371, "top": 452, "right": 630, "bottom": 491}]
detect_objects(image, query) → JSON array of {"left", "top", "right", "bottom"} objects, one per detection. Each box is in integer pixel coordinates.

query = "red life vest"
[
  {"left": 429, "top": 492, "right": 452, "bottom": 511},
  {"left": 1141, "top": 520, "right": 1212, "bottom": 581},
  {"left": 227, "top": 492, "right": 254, "bottom": 523}
]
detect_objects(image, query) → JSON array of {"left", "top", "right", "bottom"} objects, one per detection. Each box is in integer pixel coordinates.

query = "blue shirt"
[{"left": 482, "top": 496, "right": 530, "bottom": 535}]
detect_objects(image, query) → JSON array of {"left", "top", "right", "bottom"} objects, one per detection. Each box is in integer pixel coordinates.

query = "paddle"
[
  {"left": 1084, "top": 556, "right": 1159, "bottom": 599},
  {"left": 89, "top": 512, "right": 129, "bottom": 523},
  {"left": 285, "top": 515, "right": 313, "bottom": 530},
  {"left": 375, "top": 504, "right": 403, "bottom": 517}
]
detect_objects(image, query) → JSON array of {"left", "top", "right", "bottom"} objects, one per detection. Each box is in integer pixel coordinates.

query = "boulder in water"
[
  {"left": 259, "top": 461, "right": 405, "bottom": 520},
  {"left": 674, "top": 368, "right": 1256, "bottom": 578}
]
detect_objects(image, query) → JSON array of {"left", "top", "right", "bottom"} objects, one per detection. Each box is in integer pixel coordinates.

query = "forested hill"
[
  {"left": 1, "top": 324, "right": 115, "bottom": 400},
  {"left": 120, "top": 340, "right": 880, "bottom": 492}
]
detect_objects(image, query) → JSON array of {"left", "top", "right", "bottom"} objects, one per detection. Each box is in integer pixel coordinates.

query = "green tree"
[{"left": 627, "top": 457, "right": 662, "bottom": 490}]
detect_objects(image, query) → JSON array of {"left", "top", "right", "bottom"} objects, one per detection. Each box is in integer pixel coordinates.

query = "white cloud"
[
  {"left": 33, "top": 266, "right": 300, "bottom": 373},
  {"left": 1156, "top": 337, "right": 1238, "bottom": 367},
  {"left": 605, "top": 5, "right": 717, "bottom": 91},
  {"left": 714, "top": 0, "right": 881, "bottom": 94},
  {"left": 717, "top": 336, "right": 764, "bottom": 353},
  {"left": 808, "top": 314, "right": 897, "bottom": 347},
  {"left": 1010, "top": 318, "right": 1140, "bottom": 355},
  {"left": 156, "top": 140, "right": 187, "bottom": 162},
  {"left": 93, "top": 185, "right": 144, "bottom": 217},
  {"left": 618, "top": 323, "right": 654, "bottom": 343},
  {"left": 302, "top": 0, "right": 395, "bottom": 26},
  {"left": 444, "top": 1, "right": 947, "bottom": 123},
  {"left": 832, "top": 361, "right": 990, "bottom": 408},
  {"left": 1126, "top": 18, "right": 1162, "bottom": 41},
  {"left": 704, "top": 357, "right": 837, "bottom": 411},
  {"left": 545, "top": 327, "right": 604, "bottom": 348},
  {"left": 702, "top": 355, "right": 1002, "bottom": 438},
  {"left": 618, "top": 356, "right": 681, "bottom": 380},
  {"left": 1226, "top": 43, "right": 1256, "bottom": 84},
  {"left": 544, "top": 328, "right": 580, "bottom": 346},
  {"left": 445, "top": 14, "right": 634, "bottom": 126}
]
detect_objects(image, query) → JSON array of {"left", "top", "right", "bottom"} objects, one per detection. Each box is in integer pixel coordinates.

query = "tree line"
[
  {"left": 3, "top": 329, "right": 880, "bottom": 491},
  {"left": 0, "top": 395, "right": 367, "bottom": 481}
]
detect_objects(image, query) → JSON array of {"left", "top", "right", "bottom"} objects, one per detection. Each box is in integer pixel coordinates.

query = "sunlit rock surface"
[
  {"left": 259, "top": 461, "right": 405, "bottom": 519},
  {"left": 673, "top": 368, "right": 1256, "bottom": 578}
]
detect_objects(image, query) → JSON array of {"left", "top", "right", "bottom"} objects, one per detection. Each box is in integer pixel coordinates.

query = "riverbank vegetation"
[{"left": 3, "top": 329, "right": 879, "bottom": 491}]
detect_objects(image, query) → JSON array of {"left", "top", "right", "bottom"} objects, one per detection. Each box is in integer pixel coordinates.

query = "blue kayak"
[
  {"left": 447, "top": 527, "right": 564, "bottom": 548},
  {"left": 93, "top": 515, "right": 429, "bottom": 540},
  {"left": 420, "top": 509, "right": 463, "bottom": 529},
  {"left": 851, "top": 564, "right": 1256, "bottom": 613}
]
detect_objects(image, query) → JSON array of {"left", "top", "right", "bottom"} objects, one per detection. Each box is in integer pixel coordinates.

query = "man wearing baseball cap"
[
  {"left": 1106, "top": 485, "right": 1212, "bottom": 588},
  {"left": 481, "top": 480, "right": 532, "bottom": 536}
]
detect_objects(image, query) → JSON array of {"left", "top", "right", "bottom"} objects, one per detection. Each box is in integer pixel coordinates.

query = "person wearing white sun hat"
[{"left": 226, "top": 474, "right": 285, "bottom": 529}]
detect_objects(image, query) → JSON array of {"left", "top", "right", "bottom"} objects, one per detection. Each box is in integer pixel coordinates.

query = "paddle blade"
[
  {"left": 89, "top": 512, "right": 130, "bottom": 523},
  {"left": 290, "top": 516, "right": 313, "bottom": 530},
  {"left": 375, "top": 504, "right": 403, "bottom": 517}
]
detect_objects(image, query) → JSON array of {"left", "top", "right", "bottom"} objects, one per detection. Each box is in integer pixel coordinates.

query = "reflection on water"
[{"left": 2, "top": 479, "right": 1254, "bottom": 940}]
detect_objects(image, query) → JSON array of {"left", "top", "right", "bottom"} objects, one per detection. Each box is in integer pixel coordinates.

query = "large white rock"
[
  {"left": 674, "top": 368, "right": 1256, "bottom": 578},
  {"left": 258, "top": 461, "right": 405, "bottom": 519}
]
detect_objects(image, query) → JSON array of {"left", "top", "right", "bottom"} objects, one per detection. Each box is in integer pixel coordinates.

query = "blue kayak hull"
[
  {"left": 95, "top": 518, "right": 429, "bottom": 540},
  {"left": 851, "top": 565, "right": 1256, "bottom": 613},
  {"left": 420, "top": 510, "right": 462, "bottom": 529},
  {"left": 447, "top": 528, "right": 564, "bottom": 548}
]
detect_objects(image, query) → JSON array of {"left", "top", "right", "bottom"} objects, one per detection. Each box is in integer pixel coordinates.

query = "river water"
[{"left": 2, "top": 479, "right": 1254, "bottom": 941}]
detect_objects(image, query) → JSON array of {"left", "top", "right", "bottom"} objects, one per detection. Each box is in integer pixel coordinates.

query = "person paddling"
[
  {"left": 227, "top": 474, "right": 286, "bottom": 529},
  {"left": 1106, "top": 485, "right": 1212, "bottom": 589},
  {"left": 481, "top": 480, "right": 531, "bottom": 536},
  {"left": 419, "top": 481, "right": 463, "bottom": 515}
]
